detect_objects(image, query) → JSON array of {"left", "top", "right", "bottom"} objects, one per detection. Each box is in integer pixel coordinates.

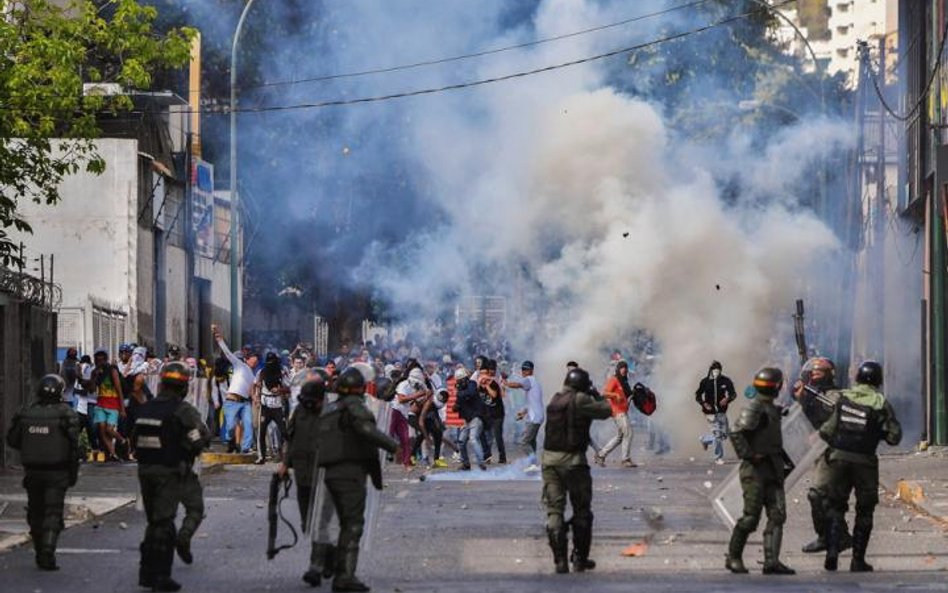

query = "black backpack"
[{"left": 378, "top": 372, "right": 401, "bottom": 403}]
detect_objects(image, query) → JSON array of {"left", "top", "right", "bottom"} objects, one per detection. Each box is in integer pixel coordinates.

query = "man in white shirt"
[
  {"left": 506, "top": 360, "right": 544, "bottom": 472},
  {"left": 212, "top": 324, "right": 258, "bottom": 454}
]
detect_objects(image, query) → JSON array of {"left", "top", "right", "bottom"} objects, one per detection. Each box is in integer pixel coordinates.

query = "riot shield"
[
  {"left": 709, "top": 404, "right": 826, "bottom": 528},
  {"left": 362, "top": 401, "right": 391, "bottom": 553}
]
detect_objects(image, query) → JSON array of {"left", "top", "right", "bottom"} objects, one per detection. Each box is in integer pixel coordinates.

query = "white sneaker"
[
  {"left": 451, "top": 452, "right": 462, "bottom": 463},
  {"left": 524, "top": 464, "right": 540, "bottom": 473},
  {"left": 714, "top": 458, "right": 725, "bottom": 465}
]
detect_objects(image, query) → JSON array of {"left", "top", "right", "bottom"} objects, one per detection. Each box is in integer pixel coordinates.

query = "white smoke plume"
[{"left": 178, "top": 0, "right": 856, "bottom": 451}]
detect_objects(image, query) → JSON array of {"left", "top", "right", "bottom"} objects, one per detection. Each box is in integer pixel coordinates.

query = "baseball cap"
[{"left": 521, "top": 360, "right": 534, "bottom": 370}]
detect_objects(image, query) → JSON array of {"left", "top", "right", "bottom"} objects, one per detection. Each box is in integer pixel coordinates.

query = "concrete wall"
[
  {"left": 166, "top": 245, "right": 188, "bottom": 348},
  {"left": 14, "top": 139, "right": 137, "bottom": 316}
]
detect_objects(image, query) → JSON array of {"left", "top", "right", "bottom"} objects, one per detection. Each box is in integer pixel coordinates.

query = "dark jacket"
[
  {"left": 695, "top": 373, "right": 737, "bottom": 414},
  {"left": 455, "top": 378, "right": 486, "bottom": 422}
]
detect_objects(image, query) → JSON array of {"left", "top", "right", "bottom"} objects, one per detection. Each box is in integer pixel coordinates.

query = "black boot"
[
  {"left": 570, "top": 521, "right": 596, "bottom": 572},
  {"left": 139, "top": 542, "right": 154, "bottom": 588},
  {"left": 824, "top": 517, "right": 840, "bottom": 572},
  {"left": 323, "top": 544, "right": 336, "bottom": 579},
  {"left": 36, "top": 531, "right": 59, "bottom": 571},
  {"left": 332, "top": 545, "right": 370, "bottom": 592},
  {"left": 850, "top": 521, "right": 874, "bottom": 573},
  {"left": 303, "top": 543, "right": 330, "bottom": 587},
  {"left": 547, "top": 527, "right": 569, "bottom": 574},
  {"left": 175, "top": 532, "right": 193, "bottom": 565},
  {"left": 762, "top": 527, "right": 795, "bottom": 575},
  {"left": 150, "top": 542, "right": 181, "bottom": 592},
  {"left": 802, "top": 494, "right": 827, "bottom": 553},
  {"left": 725, "top": 528, "right": 749, "bottom": 574}
]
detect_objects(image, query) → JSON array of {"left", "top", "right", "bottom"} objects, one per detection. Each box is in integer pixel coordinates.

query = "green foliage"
[{"left": 0, "top": 0, "right": 195, "bottom": 266}]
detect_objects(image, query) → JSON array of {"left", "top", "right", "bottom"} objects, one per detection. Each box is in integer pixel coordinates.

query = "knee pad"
[
  {"left": 736, "top": 515, "right": 760, "bottom": 533},
  {"left": 152, "top": 519, "right": 176, "bottom": 543},
  {"left": 547, "top": 514, "right": 565, "bottom": 533}
]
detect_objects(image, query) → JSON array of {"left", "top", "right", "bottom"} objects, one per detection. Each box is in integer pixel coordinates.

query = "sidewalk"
[
  {"left": 877, "top": 447, "right": 948, "bottom": 525},
  {"left": 0, "top": 462, "right": 139, "bottom": 551}
]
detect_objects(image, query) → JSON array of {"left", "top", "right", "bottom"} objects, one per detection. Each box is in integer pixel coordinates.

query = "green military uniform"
[
  {"left": 6, "top": 395, "right": 80, "bottom": 570},
  {"left": 316, "top": 390, "right": 398, "bottom": 592},
  {"left": 819, "top": 382, "right": 901, "bottom": 572},
  {"left": 135, "top": 388, "right": 210, "bottom": 591},
  {"left": 726, "top": 391, "right": 793, "bottom": 574},
  {"left": 285, "top": 401, "right": 338, "bottom": 586},
  {"left": 541, "top": 383, "right": 611, "bottom": 574},
  {"left": 796, "top": 383, "right": 852, "bottom": 552}
]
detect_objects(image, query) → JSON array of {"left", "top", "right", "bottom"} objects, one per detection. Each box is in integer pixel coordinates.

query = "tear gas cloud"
[{"left": 183, "top": 0, "right": 857, "bottom": 452}]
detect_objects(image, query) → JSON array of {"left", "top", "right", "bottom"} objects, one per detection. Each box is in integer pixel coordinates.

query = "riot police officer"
[
  {"left": 820, "top": 361, "right": 901, "bottom": 572},
  {"left": 5, "top": 374, "right": 80, "bottom": 571},
  {"left": 541, "top": 367, "right": 612, "bottom": 574},
  {"left": 791, "top": 357, "right": 852, "bottom": 553},
  {"left": 134, "top": 361, "right": 211, "bottom": 592},
  {"left": 725, "top": 367, "right": 794, "bottom": 575},
  {"left": 316, "top": 367, "right": 398, "bottom": 592},
  {"left": 278, "top": 372, "right": 336, "bottom": 587}
]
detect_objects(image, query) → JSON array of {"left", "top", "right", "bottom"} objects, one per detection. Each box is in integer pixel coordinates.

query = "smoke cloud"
[{"left": 177, "top": 0, "right": 858, "bottom": 452}]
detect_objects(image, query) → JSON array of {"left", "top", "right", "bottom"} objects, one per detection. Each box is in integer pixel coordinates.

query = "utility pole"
[{"left": 872, "top": 37, "right": 887, "bottom": 365}]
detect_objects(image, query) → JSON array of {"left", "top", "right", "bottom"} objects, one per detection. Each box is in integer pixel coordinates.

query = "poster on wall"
[{"left": 192, "top": 160, "right": 215, "bottom": 259}]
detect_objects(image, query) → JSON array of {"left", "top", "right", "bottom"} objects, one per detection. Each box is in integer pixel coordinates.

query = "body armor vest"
[
  {"left": 134, "top": 398, "right": 185, "bottom": 467},
  {"left": 733, "top": 400, "right": 783, "bottom": 459},
  {"left": 800, "top": 385, "right": 838, "bottom": 429},
  {"left": 289, "top": 407, "right": 321, "bottom": 458},
  {"left": 830, "top": 396, "right": 882, "bottom": 455},
  {"left": 544, "top": 390, "right": 591, "bottom": 453},
  {"left": 18, "top": 404, "right": 71, "bottom": 467},
  {"left": 316, "top": 399, "right": 377, "bottom": 467}
]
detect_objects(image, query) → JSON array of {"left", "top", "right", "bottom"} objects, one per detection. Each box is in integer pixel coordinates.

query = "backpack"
[
  {"left": 378, "top": 373, "right": 401, "bottom": 403},
  {"left": 631, "top": 383, "right": 657, "bottom": 416}
]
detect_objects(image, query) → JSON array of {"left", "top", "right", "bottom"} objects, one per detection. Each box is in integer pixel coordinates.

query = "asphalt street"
[{"left": 1, "top": 453, "right": 946, "bottom": 593}]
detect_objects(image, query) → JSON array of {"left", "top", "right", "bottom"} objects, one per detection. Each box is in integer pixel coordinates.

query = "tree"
[{"left": 0, "top": 0, "right": 194, "bottom": 266}]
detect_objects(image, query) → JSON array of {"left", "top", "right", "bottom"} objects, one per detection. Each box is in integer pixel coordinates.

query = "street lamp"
[{"left": 229, "top": 0, "right": 260, "bottom": 343}]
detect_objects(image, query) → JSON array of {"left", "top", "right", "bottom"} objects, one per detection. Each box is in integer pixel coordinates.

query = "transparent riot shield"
[
  {"left": 306, "top": 465, "right": 337, "bottom": 545},
  {"left": 362, "top": 401, "right": 391, "bottom": 553},
  {"left": 709, "top": 404, "right": 826, "bottom": 528}
]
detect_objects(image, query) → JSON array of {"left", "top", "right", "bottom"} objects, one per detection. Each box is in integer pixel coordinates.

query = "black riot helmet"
[
  {"left": 753, "top": 367, "right": 784, "bottom": 397},
  {"left": 336, "top": 367, "right": 366, "bottom": 396},
  {"left": 298, "top": 377, "right": 327, "bottom": 411},
  {"left": 160, "top": 361, "right": 191, "bottom": 398},
  {"left": 564, "top": 367, "right": 592, "bottom": 392},
  {"left": 36, "top": 374, "right": 65, "bottom": 403},
  {"left": 855, "top": 361, "right": 883, "bottom": 387},
  {"left": 799, "top": 357, "right": 836, "bottom": 389}
]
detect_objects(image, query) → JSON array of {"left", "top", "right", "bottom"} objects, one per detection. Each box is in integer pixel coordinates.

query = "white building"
[
  {"left": 13, "top": 107, "right": 241, "bottom": 361},
  {"left": 806, "top": 0, "right": 898, "bottom": 87}
]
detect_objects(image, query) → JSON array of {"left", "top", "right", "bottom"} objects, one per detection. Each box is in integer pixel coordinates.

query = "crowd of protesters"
[{"left": 55, "top": 323, "right": 668, "bottom": 470}]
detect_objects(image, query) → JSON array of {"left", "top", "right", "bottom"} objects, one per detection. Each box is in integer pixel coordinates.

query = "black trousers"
[{"left": 258, "top": 406, "right": 286, "bottom": 460}]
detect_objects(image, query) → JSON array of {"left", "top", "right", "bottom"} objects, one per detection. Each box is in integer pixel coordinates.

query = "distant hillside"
[{"left": 797, "top": 0, "right": 830, "bottom": 41}]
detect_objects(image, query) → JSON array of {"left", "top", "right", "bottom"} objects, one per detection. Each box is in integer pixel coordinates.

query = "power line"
[
  {"left": 242, "top": 0, "right": 718, "bottom": 91},
  {"left": 0, "top": 0, "right": 795, "bottom": 117},
  {"left": 867, "top": 17, "right": 948, "bottom": 124}
]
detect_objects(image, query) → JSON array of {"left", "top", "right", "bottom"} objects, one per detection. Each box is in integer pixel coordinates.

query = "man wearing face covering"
[
  {"left": 255, "top": 352, "right": 289, "bottom": 464},
  {"left": 695, "top": 361, "right": 737, "bottom": 464}
]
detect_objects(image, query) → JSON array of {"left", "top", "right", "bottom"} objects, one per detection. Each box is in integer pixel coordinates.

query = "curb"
[
  {"left": 882, "top": 478, "right": 948, "bottom": 528},
  {"left": 200, "top": 452, "right": 256, "bottom": 465},
  {"left": 0, "top": 495, "right": 135, "bottom": 553}
]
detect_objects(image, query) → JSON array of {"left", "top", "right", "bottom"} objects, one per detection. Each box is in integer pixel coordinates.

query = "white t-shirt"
[
  {"left": 521, "top": 375, "right": 545, "bottom": 423},
  {"left": 392, "top": 378, "right": 422, "bottom": 417},
  {"left": 217, "top": 339, "right": 255, "bottom": 400}
]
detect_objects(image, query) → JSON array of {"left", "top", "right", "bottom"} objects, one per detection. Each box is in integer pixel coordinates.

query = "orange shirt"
[
  {"left": 444, "top": 376, "right": 464, "bottom": 428},
  {"left": 603, "top": 376, "right": 629, "bottom": 415}
]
